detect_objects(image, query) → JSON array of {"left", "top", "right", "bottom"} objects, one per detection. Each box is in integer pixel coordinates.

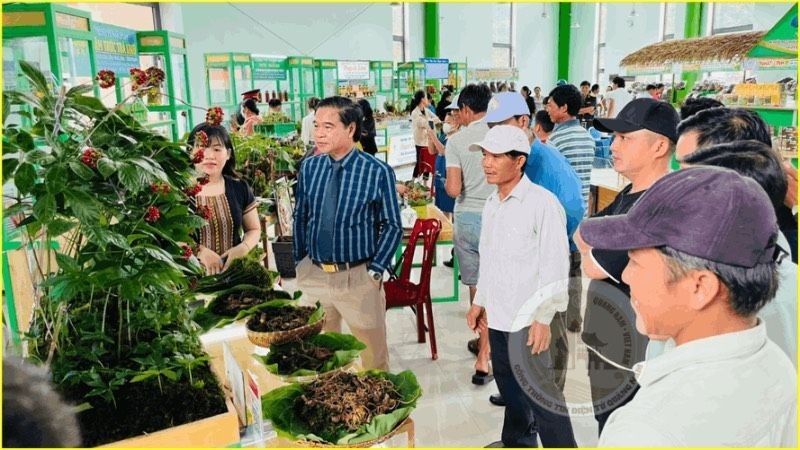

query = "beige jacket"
[{"left": 410, "top": 107, "right": 440, "bottom": 147}]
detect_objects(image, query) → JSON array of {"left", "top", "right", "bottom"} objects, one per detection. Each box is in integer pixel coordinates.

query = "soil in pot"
[
  {"left": 295, "top": 371, "right": 403, "bottom": 439},
  {"left": 66, "top": 363, "right": 227, "bottom": 447},
  {"left": 247, "top": 306, "right": 316, "bottom": 332},
  {"left": 210, "top": 293, "right": 266, "bottom": 316}
]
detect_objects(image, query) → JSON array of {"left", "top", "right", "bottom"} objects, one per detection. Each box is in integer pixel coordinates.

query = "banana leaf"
[
  {"left": 253, "top": 332, "right": 366, "bottom": 377},
  {"left": 190, "top": 289, "right": 299, "bottom": 332},
  {"left": 261, "top": 370, "right": 421, "bottom": 445}
]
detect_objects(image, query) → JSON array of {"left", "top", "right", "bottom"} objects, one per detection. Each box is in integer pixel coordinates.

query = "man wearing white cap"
[{"left": 466, "top": 125, "right": 576, "bottom": 447}]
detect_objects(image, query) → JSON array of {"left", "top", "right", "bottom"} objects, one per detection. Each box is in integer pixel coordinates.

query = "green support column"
[
  {"left": 423, "top": 2, "right": 439, "bottom": 58},
  {"left": 557, "top": 2, "right": 571, "bottom": 81},
  {"left": 678, "top": 2, "right": 704, "bottom": 104}
]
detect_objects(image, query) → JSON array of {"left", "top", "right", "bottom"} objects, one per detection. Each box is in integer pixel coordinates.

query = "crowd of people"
[{"left": 286, "top": 79, "right": 798, "bottom": 447}]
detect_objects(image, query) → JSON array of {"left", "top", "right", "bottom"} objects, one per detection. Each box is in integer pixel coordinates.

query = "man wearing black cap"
[
  {"left": 579, "top": 167, "right": 796, "bottom": 446},
  {"left": 577, "top": 98, "right": 680, "bottom": 434}
]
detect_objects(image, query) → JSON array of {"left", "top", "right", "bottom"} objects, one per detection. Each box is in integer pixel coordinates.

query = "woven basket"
[
  {"left": 297, "top": 417, "right": 412, "bottom": 448},
  {"left": 246, "top": 318, "right": 324, "bottom": 347}
]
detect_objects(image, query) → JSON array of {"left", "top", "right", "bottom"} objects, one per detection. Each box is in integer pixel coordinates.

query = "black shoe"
[
  {"left": 472, "top": 370, "right": 494, "bottom": 385},
  {"left": 567, "top": 318, "right": 582, "bottom": 333},
  {"left": 485, "top": 441, "right": 505, "bottom": 448},
  {"left": 467, "top": 338, "right": 479, "bottom": 356},
  {"left": 443, "top": 258, "right": 454, "bottom": 268},
  {"left": 489, "top": 393, "right": 506, "bottom": 407}
]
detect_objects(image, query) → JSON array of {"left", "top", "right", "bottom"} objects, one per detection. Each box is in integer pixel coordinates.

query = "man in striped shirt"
[
  {"left": 546, "top": 84, "right": 595, "bottom": 213},
  {"left": 293, "top": 96, "right": 402, "bottom": 370}
]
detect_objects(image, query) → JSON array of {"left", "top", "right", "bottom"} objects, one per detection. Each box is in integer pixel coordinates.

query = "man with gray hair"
[{"left": 578, "top": 167, "right": 797, "bottom": 446}]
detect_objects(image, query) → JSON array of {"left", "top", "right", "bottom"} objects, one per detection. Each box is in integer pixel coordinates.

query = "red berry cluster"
[
  {"left": 145, "top": 67, "right": 165, "bottom": 87},
  {"left": 191, "top": 148, "right": 205, "bottom": 164},
  {"left": 180, "top": 244, "right": 193, "bottom": 260},
  {"left": 144, "top": 206, "right": 161, "bottom": 223},
  {"left": 150, "top": 181, "right": 171, "bottom": 195},
  {"left": 198, "top": 174, "right": 210, "bottom": 185},
  {"left": 81, "top": 148, "right": 102, "bottom": 169},
  {"left": 195, "top": 130, "right": 209, "bottom": 148},
  {"left": 205, "top": 107, "right": 224, "bottom": 126},
  {"left": 197, "top": 205, "right": 212, "bottom": 220},
  {"left": 183, "top": 183, "right": 202, "bottom": 197},
  {"left": 130, "top": 68, "right": 148, "bottom": 90},
  {"left": 96, "top": 70, "right": 116, "bottom": 89}
]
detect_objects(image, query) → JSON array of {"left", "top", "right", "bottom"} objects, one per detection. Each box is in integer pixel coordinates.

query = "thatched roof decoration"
[{"left": 620, "top": 31, "right": 767, "bottom": 68}]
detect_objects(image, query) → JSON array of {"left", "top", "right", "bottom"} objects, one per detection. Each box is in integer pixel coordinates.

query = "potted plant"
[
  {"left": 404, "top": 180, "right": 432, "bottom": 219},
  {"left": 3, "top": 63, "right": 237, "bottom": 446}
]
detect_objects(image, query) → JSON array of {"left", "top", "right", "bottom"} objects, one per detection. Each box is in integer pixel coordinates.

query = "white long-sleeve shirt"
[
  {"left": 301, "top": 112, "right": 315, "bottom": 145},
  {"left": 473, "top": 176, "right": 569, "bottom": 332}
]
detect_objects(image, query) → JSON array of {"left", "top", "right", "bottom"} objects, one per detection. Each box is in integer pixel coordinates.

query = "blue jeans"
[{"left": 490, "top": 328, "right": 577, "bottom": 448}]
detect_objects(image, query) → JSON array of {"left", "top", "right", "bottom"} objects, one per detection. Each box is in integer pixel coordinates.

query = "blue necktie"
[{"left": 317, "top": 160, "right": 342, "bottom": 261}]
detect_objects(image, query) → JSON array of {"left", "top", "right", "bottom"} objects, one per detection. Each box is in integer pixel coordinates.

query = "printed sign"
[
  {"left": 93, "top": 22, "right": 139, "bottom": 75},
  {"left": 421, "top": 58, "right": 449, "bottom": 80},
  {"left": 337, "top": 60, "right": 370, "bottom": 81},
  {"left": 253, "top": 58, "right": 286, "bottom": 80},
  {"left": 387, "top": 133, "right": 417, "bottom": 167}
]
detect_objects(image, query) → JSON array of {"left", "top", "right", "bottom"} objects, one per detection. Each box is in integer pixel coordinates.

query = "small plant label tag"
[{"left": 223, "top": 342, "right": 247, "bottom": 425}]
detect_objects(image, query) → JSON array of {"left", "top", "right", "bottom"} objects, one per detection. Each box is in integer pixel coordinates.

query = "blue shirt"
[
  {"left": 525, "top": 139, "right": 585, "bottom": 252},
  {"left": 293, "top": 149, "right": 402, "bottom": 273}
]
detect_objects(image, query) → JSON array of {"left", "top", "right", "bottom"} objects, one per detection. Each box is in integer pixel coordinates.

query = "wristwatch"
[{"left": 368, "top": 269, "right": 382, "bottom": 281}]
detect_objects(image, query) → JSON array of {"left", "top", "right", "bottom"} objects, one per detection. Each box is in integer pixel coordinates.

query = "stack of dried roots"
[
  {"left": 295, "top": 372, "right": 403, "bottom": 438},
  {"left": 269, "top": 341, "right": 334, "bottom": 374}
]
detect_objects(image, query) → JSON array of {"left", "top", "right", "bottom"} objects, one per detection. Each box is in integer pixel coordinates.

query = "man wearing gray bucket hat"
[{"left": 578, "top": 167, "right": 796, "bottom": 447}]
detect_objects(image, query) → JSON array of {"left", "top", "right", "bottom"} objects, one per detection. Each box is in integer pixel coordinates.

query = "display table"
[
  {"left": 200, "top": 325, "right": 416, "bottom": 448},
  {"left": 589, "top": 168, "right": 628, "bottom": 216}
]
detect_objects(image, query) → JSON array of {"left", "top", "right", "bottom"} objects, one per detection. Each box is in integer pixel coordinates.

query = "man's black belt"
[{"left": 312, "top": 258, "right": 369, "bottom": 273}]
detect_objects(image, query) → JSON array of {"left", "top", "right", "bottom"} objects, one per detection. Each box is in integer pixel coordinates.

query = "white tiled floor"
[{"left": 277, "top": 245, "right": 601, "bottom": 448}]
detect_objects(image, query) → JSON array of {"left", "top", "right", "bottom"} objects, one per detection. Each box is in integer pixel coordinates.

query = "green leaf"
[
  {"left": 25, "top": 148, "right": 54, "bottom": 165},
  {"left": 66, "top": 84, "right": 94, "bottom": 97},
  {"left": 55, "top": 252, "right": 80, "bottom": 273},
  {"left": 16, "top": 131, "right": 35, "bottom": 152},
  {"left": 14, "top": 162, "right": 36, "bottom": 194},
  {"left": 68, "top": 160, "right": 96, "bottom": 181},
  {"left": 33, "top": 192, "right": 56, "bottom": 222},
  {"left": 118, "top": 163, "right": 147, "bottom": 192},
  {"left": 71, "top": 94, "right": 107, "bottom": 114},
  {"left": 47, "top": 217, "right": 77, "bottom": 237},
  {"left": 3, "top": 92, "right": 10, "bottom": 124},
  {"left": 18, "top": 61, "right": 49, "bottom": 96},
  {"left": 3, "top": 158, "right": 19, "bottom": 184},
  {"left": 190, "top": 292, "right": 294, "bottom": 332},
  {"left": 161, "top": 369, "right": 178, "bottom": 381},
  {"left": 130, "top": 372, "right": 157, "bottom": 383},
  {"left": 64, "top": 190, "right": 100, "bottom": 222},
  {"left": 96, "top": 157, "right": 118, "bottom": 178}
]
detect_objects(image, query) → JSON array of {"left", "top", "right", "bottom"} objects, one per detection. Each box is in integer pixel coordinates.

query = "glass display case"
[
  {"left": 137, "top": 31, "right": 193, "bottom": 141},
  {"left": 252, "top": 55, "right": 288, "bottom": 108},
  {"left": 448, "top": 62, "right": 467, "bottom": 91},
  {"left": 370, "top": 61, "right": 394, "bottom": 111},
  {"left": 3, "top": 3, "right": 98, "bottom": 126},
  {"left": 284, "top": 56, "right": 315, "bottom": 121},
  {"left": 314, "top": 59, "right": 338, "bottom": 99},
  {"left": 397, "top": 61, "right": 425, "bottom": 107},
  {"left": 204, "top": 52, "right": 254, "bottom": 127}
]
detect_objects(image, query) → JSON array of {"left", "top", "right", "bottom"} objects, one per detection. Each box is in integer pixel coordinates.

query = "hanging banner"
[
  {"left": 337, "top": 60, "right": 370, "bottom": 81},
  {"left": 93, "top": 22, "right": 139, "bottom": 75},
  {"left": 468, "top": 67, "right": 519, "bottom": 82}
]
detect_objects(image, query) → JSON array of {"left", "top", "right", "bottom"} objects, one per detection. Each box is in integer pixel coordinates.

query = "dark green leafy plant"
[{"left": 3, "top": 62, "right": 227, "bottom": 446}]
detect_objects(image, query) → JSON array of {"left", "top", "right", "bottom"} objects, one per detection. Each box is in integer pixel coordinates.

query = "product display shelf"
[{"left": 204, "top": 52, "right": 255, "bottom": 127}]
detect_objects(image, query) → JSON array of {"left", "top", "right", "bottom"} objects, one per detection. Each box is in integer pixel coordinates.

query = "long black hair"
[
  {"left": 407, "top": 90, "right": 426, "bottom": 113},
  {"left": 242, "top": 98, "right": 259, "bottom": 115},
  {"left": 187, "top": 123, "right": 239, "bottom": 178}
]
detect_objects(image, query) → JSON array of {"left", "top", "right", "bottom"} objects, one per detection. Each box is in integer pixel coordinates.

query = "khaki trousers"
[{"left": 295, "top": 257, "right": 389, "bottom": 370}]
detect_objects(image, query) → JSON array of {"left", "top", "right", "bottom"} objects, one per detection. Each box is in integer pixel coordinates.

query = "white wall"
[
  {"left": 515, "top": 2, "right": 559, "bottom": 90},
  {"left": 178, "top": 3, "right": 393, "bottom": 122},
  {"left": 438, "top": 3, "right": 494, "bottom": 69},
  {"left": 407, "top": 3, "right": 425, "bottom": 61},
  {"left": 158, "top": 3, "right": 183, "bottom": 34}
]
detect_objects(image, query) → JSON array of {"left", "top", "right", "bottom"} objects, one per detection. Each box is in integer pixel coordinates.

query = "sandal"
[{"left": 472, "top": 369, "right": 494, "bottom": 385}]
